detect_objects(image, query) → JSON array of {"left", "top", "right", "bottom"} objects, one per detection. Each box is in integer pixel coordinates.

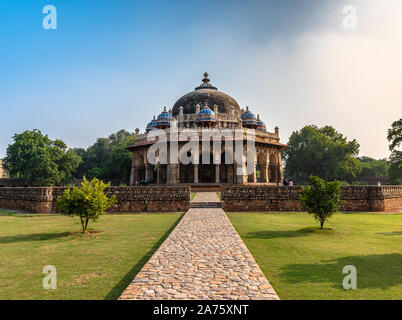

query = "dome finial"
[
  {"left": 202, "top": 72, "right": 210, "bottom": 84},
  {"left": 195, "top": 72, "right": 217, "bottom": 90}
]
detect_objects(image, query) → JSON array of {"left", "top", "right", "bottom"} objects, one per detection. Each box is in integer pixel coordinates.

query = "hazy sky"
[{"left": 0, "top": 0, "right": 400, "bottom": 159}]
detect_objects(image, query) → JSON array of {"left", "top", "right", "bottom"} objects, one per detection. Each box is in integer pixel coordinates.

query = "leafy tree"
[
  {"left": 56, "top": 177, "right": 116, "bottom": 233},
  {"left": 87, "top": 167, "right": 104, "bottom": 179},
  {"left": 387, "top": 119, "right": 402, "bottom": 185},
  {"left": 3, "top": 129, "right": 81, "bottom": 186},
  {"left": 283, "top": 125, "right": 361, "bottom": 183},
  {"left": 73, "top": 130, "right": 135, "bottom": 184},
  {"left": 299, "top": 176, "right": 345, "bottom": 229},
  {"left": 356, "top": 156, "right": 390, "bottom": 184},
  {"left": 105, "top": 135, "right": 135, "bottom": 181}
]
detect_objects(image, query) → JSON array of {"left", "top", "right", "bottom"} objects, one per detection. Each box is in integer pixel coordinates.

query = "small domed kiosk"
[{"left": 127, "top": 73, "right": 287, "bottom": 185}]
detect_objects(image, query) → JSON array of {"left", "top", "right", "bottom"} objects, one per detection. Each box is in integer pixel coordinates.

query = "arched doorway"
[
  {"left": 179, "top": 149, "right": 195, "bottom": 183},
  {"left": 257, "top": 152, "right": 268, "bottom": 183},
  {"left": 269, "top": 153, "right": 279, "bottom": 183},
  {"left": 199, "top": 152, "right": 215, "bottom": 183}
]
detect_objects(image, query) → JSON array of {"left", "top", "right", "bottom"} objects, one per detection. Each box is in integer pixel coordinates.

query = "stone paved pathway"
[{"left": 119, "top": 192, "right": 279, "bottom": 300}]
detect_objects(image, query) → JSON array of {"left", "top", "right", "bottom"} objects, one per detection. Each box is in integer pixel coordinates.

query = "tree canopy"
[
  {"left": 3, "top": 129, "right": 81, "bottom": 186},
  {"left": 283, "top": 125, "right": 361, "bottom": 183},
  {"left": 355, "top": 156, "right": 390, "bottom": 184},
  {"left": 73, "top": 129, "right": 135, "bottom": 184},
  {"left": 56, "top": 177, "right": 116, "bottom": 233},
  {"left": 299, "top": 176, "right": 344, "bottom": 229}
]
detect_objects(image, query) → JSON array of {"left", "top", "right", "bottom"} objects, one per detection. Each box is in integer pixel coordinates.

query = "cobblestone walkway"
[{"left": 119, "top": 192, "right": 279, "bottom": 300}]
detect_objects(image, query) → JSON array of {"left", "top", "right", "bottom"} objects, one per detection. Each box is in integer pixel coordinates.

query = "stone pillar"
[
  {"left": 194, "top": 164, "right": 199, "bottom": 183},
  {"left": 236, "top": 163, "right": 248, "bottom": 185},
  {"left": 129, "top": 153, "right": 136, "bottom": 186},
  {"left": 145, "top": 164, "right": 152, "bottom": 182},
  {"left": 167, "top": 164, "right": 179, "bottom": 185},
  {"left": 250, "top": 161, "right": 257, "bottom": 183},
  {"left": 215, "top": 164, "right": 220, "bottom": 183},
  {"left": 278, "top": 152, "right": 284, "bottom": 181},
  {"left": 177, "top": 163, "right": 180, "bottom": 183},
  {"left": 157, "top": 166, "right": 160, "bottom": 184},
  {"left": 261, "top": 163, "right": 268, "bottom": 183}
]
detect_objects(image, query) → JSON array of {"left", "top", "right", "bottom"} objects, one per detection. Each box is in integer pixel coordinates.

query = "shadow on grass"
[
  {"left": 103, "top": 213, "right": 185, "bottom": 300},
  {"left": 279, "top": 253, "right": 402, "bottom": 290},
  {"left": 375, "top": 231, "right": 402, "bottom": 236},
  {"left": 0, "top": 232, "right": 72, "bottom": 243},
  {"left": 245, "top": 227, "right": 334, "bottom": 240}
]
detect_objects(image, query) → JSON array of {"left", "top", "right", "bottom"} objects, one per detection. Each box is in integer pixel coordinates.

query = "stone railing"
[
  {"left": 0, "top": 186, "right": 190, "bottom": 214},
  {"left": 221, "top": 185, "right": 402, "bottom": 212}
]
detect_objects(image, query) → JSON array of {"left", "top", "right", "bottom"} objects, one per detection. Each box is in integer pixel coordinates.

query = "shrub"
[
  {"left": 299, "top": 176, "right": 345, "bottom": 229},
  {"left": 56, "top": 177, "right": 116, "bottom": 233}
]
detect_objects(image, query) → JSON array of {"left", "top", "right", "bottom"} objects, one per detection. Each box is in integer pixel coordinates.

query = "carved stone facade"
[{"left": 127, "top": 73, "right": 287, "bottom": 186}]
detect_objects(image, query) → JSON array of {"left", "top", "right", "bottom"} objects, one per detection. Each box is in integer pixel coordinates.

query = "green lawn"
[
  {"left": 0, "top": 211, "right": 182, "bottom": 300},
  {"left": 191, "top": 192, "right": 197, "bottom": 201},
  {"left": 227, "top": 212, "right": 402, "bottom": 300}
]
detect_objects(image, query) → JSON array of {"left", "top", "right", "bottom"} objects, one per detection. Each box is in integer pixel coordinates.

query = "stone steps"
[{"left": 190, "top": 202, "right": 221, "bottom": 208}]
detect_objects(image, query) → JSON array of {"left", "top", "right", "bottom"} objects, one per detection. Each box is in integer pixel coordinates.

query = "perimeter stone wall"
[
  {"left": 221, "top": 185, "right": 402, "bottom": 212},
  {"left": 0, "top": 186, "right": 190, "bottom": 213}
]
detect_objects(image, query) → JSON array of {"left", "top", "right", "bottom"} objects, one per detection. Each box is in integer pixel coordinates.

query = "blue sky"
[{"left": 0, "top": 0, "right": 401, "bottom": 159}]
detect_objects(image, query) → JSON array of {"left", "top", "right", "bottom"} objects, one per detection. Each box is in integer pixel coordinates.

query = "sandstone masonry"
[
  {"left": 0, "top": 186, "right": 190, "bottom": 213},
  {"left": 221, "top": 185, "right": 402, "bottom": 212},
  {"left": 1, "top": 185, "right": 401, "bottom": 214}
]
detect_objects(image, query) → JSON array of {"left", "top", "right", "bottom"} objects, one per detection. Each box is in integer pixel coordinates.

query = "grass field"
[
  {"left": 0, "top": 211, "right": 182, "bottom": 300},
  {"left": 228, "top": 212, "right": 402, "bottom": 300}
]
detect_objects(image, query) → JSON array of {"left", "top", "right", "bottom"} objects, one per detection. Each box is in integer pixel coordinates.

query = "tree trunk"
[
  {"left": 80, "top": 217, "right": 85, "bottom": 233},
  {"left": 320, "top": 220, "right": 324, "bottom": 229},
  {"left": 84, "top": 218, "right": 89, "bottom": 232}
]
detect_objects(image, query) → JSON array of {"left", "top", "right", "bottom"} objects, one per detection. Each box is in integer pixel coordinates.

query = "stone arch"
[
  {"left": 134, "top": 150, "right": 146, "bottom": 182},
  {"left": 199, "top": 151, "right": 215, "bottom": 183},
  {"left": 269, "top": 152, "right": 280, "bottom": 183},
  {"left": 257, "top": 152, "right": 268, "bottom": 183},
  {"left": 220, "top": 151, "right": 235, "bottom": 183},
  {"left": 179, "top": 148, "right": 194, "bottom": 183}
]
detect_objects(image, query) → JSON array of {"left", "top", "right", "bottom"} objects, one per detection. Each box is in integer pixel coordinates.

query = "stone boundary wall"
[
  {"left": 0, "top": 186, "right": 190, "bottom": 213},
  {"left": 221, "top": 185, "right": 402, "bottom": 212},
  {"left": 0, "top": 179, "right": 25, "bottom": 187}
]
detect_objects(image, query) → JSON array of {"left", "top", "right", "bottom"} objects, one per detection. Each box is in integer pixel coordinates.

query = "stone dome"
[
  {"left": 196, "top": 102, "right": 217, "bottom": 123},
  {"left": 146, "top": 116, "right": 158, "bottom": 132},
  {"left": 156, "top": 107, "right": 173, "bottom": 127},
  {"left": 172, "top": 73, "right": 241, "bottom": 117},
  {"left": 241, "top": 106, "right": 259, "bottom": 128}
]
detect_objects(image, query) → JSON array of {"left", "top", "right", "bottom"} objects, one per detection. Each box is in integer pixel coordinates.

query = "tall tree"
[
  {"left": 283, "top": 125, "right": 361, "bottom": 183},
  {"left": 73, "top": 129, "right": 135, "bottom": 184},
  {"left": 356, "top": 156, "right": 390, "bottom": 184},
  {"left": 387, "top": 118, "right": 402, "bottom": 184},
  {"left": 3, "top": 129, "right": 81, "bottom": 186}
]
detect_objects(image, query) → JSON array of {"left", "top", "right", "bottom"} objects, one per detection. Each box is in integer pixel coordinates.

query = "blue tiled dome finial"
[{"left": 156, "top": 107, "right": 173, "bottom": 128}]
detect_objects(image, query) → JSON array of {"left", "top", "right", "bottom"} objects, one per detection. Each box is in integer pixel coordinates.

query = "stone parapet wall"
[
  {"left": 221, "top": 185, "right": 402, "bottom": 212},
  {"left": 0, "top": 179, "right": 25, "bottom": 187},
  {"left": 0, "top": 186, "right": 190, "bottom": 213}
]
